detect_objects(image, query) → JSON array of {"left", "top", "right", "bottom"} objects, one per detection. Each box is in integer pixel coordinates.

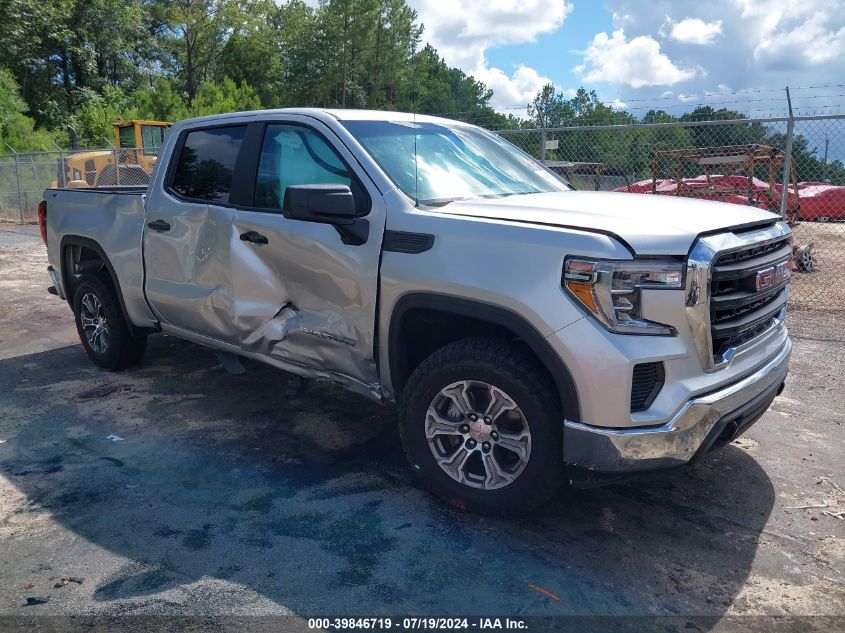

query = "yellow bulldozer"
[{"left": 52, "top": 119, "right": 172, "bottom": 188}]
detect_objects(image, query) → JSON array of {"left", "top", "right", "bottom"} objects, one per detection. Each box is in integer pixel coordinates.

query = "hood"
[{"left": 435, "top": 191, "right": 779, "bottom": 255}]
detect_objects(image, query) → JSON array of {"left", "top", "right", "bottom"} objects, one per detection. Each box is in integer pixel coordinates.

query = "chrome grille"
[
  {"left": 685, "top": 221, "right": 792, "bottom": 372},
  {"left": 710, "top": 238, "right": 790, "bottom": 363}
]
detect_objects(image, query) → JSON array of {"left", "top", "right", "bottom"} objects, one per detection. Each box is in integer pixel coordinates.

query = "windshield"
[{"left": 341, "top": 120, "right": 569, "bottom": 205}]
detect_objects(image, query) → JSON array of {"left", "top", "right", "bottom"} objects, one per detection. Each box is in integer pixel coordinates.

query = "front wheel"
[
  {"left": 399, "top": 338, "right": 564, "bottom": 515},
  {"left": 73, "top": 273, "right": 147, "bottom": 370}
]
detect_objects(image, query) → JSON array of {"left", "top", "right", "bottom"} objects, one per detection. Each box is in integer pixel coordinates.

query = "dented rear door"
[
  {"left": 230, "top": 117, "right": 386, "bottom": 390},
  {"left": 143, "top": 124, "right": 247, "bottom": 345}
]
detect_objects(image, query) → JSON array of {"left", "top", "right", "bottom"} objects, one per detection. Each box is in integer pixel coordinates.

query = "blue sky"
[
  {"left": 485, "top": 2, "right": 614, "bottom": 102},
  {"left": 408, "top": 0, "right": 845, "bottom": 119}
]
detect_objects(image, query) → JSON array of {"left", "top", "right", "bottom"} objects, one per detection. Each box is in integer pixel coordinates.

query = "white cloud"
[
  {"left": 612, "top": 12, "right": 632, "bottom": 28},
  {"left": 409, "top": 0, "right": 572, "bottom": 70},
  {"left": 577, "top": 29, "right": 698, "bottom": 88},
  {"left": 473, "top": 65, "right": 554, "bottom": 113},
  {"left": 599, "top": 0, "right": 844, "bottom": 119},
  {"left": 408, "top": 0, "right": 572, "bottom": 112},
  {"left": 610, "top": 98, "right": 628, "bottom": 109},
  {"left": 731, "top": 0, "right": 845, "bottom": 68},
  {"left": 661, "top": 17, "right": 723, "bottom": 45}
]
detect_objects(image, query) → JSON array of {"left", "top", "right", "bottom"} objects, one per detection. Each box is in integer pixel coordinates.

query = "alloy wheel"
[
  {"left": 79, "top": 292, "right": 110, "bottom": 354},
  {"left": 425, "top": 380, "right": 532, "bottom": 490}
]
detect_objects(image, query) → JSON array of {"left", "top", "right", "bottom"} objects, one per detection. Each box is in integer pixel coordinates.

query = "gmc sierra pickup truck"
[{"left": 40, "top": 109, "right": 792, "bottom": 514}]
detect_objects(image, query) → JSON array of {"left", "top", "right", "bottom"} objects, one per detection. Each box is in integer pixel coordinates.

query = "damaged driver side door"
[{"left": 229, "top": 118, "right": 386, "bottom": 395}]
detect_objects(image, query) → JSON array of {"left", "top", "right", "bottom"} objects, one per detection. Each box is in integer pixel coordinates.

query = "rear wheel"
[
  {"left": 399, "top": 338, "right": 564, "bottom": 515},
  {"left": 72, "top": 273, "right": 146, "bottom": 370}
]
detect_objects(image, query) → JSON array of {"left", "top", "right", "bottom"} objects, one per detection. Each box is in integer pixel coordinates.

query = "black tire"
[
  {"left": 398, "top": 337, "right": 564, "bottom": 516},
  {"left": 72, "top": 272, "right": 147, "bottom": 370}
]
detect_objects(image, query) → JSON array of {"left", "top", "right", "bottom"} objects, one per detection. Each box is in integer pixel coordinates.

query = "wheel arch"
[
  {"left": 387, "top": 293, "right": 580, "bottom": 421},
  {"left": 59, "top": 235, "right": 146, "bottom": 338}
]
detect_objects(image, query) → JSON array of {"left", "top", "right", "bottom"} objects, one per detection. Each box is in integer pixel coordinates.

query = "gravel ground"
[
  {"left": 789, "top": 221, "right": 845, "bottom": 314},
  {"left": 0, "top": 222, "right": 843, "bottom": 630}
]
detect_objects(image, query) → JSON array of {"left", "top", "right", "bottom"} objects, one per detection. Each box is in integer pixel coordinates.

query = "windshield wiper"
[
  {"left": 482, "top": 191, "right": 542, "bottom": 199},
  {"left": 418, "top": 196, "right": 471, "bottom": 207},
  {"left": 482, "top": 192, "right": 517, "bottom": 199},
  {"left": 420, "top": 190, "right": 546, "bottom": 207}
]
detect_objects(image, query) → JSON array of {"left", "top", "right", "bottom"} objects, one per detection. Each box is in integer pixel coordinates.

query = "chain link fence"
[
  {"left": 498, "top": 114, "right": 845, "bottom": 316},
  {"left": 0, "top": 147, "right": 158, "bottom": 222},
  {"left": 1, "top": 115, "right": 842, "bottom": 319}
]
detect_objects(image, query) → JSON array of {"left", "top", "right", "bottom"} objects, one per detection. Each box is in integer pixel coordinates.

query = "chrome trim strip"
[
  {"left": 563, "top": 337, "right": 791, "bottom": 473},
  {"left": 717, "top": 304, "right": 787, "bottom": 366},
  {"left": 685, "top": 220, "right": 792, "bottom": 372},
  {"left": 301, "top": 328, "right": 356, "bottom": 347}
]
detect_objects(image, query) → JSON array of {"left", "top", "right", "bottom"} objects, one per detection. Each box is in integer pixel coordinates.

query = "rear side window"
[
  {"left": 254, "top": 124, "right": 353, "bottom": 210},
  {"left": 170, "top": 126, "right": 246, "bottom": 204}
]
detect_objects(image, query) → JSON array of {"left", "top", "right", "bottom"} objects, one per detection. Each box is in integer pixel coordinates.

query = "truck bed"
[{"left": 44, "top": 185, "right": 157, "bottom": 331}]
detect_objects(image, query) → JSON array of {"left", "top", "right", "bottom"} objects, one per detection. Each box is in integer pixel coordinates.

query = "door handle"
[
  {"left": 240, "top": 230, "right": 269, "bottom": 245},
  {"left": 147, "top": 219, "right": 171, "bottom": 232}
]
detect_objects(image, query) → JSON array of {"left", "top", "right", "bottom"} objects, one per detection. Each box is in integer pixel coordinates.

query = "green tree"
[
  {"left": 275, "top": 0, "right": 322, "bottom": 107},
  {"left": 366, "top": 0, "right": 421, "bottom": 109},
  {"left": 679, "top": 106, "right": 767, "bottom": 148},
  {"left": 0, "top": 67, "right": 53, "bottom": 150},
  {"left": 153, "top": 0, "right": 242, "bottom": 104},
  {"left": 69, "top": 85, "right": 131, "bottom": 147},
  {"left": 0, "top": 0, "right": 74, "bottom": 124},
  {"left": 0, "top": 112, "right": 55, "bottom": 150},
  {"left": 131, "top": 78, "right": 190, "bottom": 121},
  {"left": 765, "top": 130, "right": 841, "bottom": 183},
  {"left": 0, "top": 0, "right": 153, "bottom": 128},
  {"left": 319, "top": 0, "right": 380, "bottom": 107},
  {"left": 190, "top": 77, "right": 261, "bottom": 116},
  {"left": 527, "top": 84, "right": 574, "bottom": 129},
  {"left": 217, "top": 0, "right": 284, "bottom": 107},
  {"left": 407, "top": 45, "right": 507, "bottom": 127},
  {"left": 0, "top": 68, "right": 27, "bottom": 131}
]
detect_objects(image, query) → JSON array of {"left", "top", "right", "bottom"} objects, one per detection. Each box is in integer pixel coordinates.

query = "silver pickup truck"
[{"left": 40, "top": 109, "right": 792, "bottom": 514}]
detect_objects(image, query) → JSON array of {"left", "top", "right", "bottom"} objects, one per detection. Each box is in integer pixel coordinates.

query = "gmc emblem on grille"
[{"left": 755, "top": 261, "right": 790, "bottom": 292}]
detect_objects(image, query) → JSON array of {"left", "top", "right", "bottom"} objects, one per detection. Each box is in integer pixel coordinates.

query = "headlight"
[{"left": 563, "top": 258, "right": 683, "bottom": 335}]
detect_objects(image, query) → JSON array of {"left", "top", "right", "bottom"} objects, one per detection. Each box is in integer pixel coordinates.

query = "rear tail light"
[{"left": 37, "top": 200, "right": 47, "bottom": 246}]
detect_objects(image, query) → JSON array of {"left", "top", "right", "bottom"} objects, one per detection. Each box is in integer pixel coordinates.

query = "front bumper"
[{"left": 563, "top": 337, "right": 791, "bottom": 481}]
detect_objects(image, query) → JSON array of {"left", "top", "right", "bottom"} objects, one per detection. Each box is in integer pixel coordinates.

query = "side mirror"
[{"left": 283, "top": 184, "right": 357, "bottom": 225}]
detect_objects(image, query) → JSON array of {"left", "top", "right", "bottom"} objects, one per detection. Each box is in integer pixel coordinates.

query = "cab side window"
[
  {"left": 170, "top": 126, "right": 246, "bottom": 204},
  {"left": 254, "top": 125, "right": 363, "bottom": 212}
]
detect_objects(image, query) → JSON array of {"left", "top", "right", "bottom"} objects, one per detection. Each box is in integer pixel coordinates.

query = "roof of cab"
[
  {"left": 174, "top": 108, "right": 465, "bottom": 128},
  {"left": 321, "top": 109, "right": 459, "bottom": 124}
]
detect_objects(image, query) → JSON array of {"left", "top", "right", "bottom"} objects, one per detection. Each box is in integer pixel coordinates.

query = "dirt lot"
[
  {"left": 0, "top": 222, "right": 843, "bottom": 630},
  {"left": 789, "top": 221, "right": 845, "bottom": 313}
]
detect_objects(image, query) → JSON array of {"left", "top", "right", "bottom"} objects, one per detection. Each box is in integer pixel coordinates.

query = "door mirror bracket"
[{"left": 334, "top": 219, "right": 369, "bottom": 246}]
